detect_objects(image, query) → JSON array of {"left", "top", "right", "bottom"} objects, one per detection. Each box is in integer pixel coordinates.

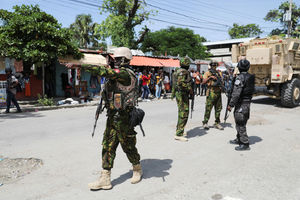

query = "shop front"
[
  {"left": 57, "top": 52, "right": 107, "bottom": 99},
  {"left": 0, "top": 57, "right": 43, "bottom": 107}
]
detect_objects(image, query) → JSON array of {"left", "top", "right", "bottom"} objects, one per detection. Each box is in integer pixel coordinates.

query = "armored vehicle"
[{"left": 232, "top": 37, "right": 300, "bottom": 107}]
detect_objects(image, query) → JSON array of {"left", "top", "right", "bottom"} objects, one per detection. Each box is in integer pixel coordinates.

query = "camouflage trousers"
[
  {"left": 102, "top": 110, "right": 141, "bottom": 170},
  {"left": 203, "top": 89, "right": 222, "bottom": 124},
  {"left": 175, "top": 91, "right": 190, "bottom": 136}
]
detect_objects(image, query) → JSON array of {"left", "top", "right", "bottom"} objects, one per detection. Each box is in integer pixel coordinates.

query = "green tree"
[
  {"left": 228, "top": 23, "right": 263, "bottom": 39},
  {"left": 141, "top": 26, "right": 208, "bottom": 60},
  {"left": 95, "top": 0, "right": 152, "bottom": 49},
  {"left": 70, "top": 14, "right": 101, "bottom": 49},
  {"left": 264, "top": 1, "right": 300, "bottom": 36},
  {"left": 0, "top": 5, "right": 82, "bottom": 70}
]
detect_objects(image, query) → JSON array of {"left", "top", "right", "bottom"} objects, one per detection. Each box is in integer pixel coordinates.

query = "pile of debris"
[{"left": 0, "top": 156, "right": 43, "bottom": 185}]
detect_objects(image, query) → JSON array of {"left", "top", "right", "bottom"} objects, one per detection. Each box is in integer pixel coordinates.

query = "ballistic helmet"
[
  {"left": 237, "top": 59, "right": 250, "bottom": 72},
  {"left": 114, "top": 47, "right": 133, "bottom": 60},
  {"left": 210, "top": 60, "right": 218, "bottom": 67},
  {"left": 5, "top": 68, "right": 12, "bottom": 74},
  {"left": 180, "top": 57, "right": 191, "bottom": 68}
]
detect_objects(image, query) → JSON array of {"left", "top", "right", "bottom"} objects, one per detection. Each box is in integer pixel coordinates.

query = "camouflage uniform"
[
  {"left": 172, "top": 67, "right": 192, "bottom": 136},
  {"left": 96, "top": 66, "right": 140, "bottom": 170},
  {"left": 202, "top": 70, "right": 223, "bottom": 124}
]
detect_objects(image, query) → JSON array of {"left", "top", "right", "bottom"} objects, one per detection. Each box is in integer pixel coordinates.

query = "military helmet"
[
  {"left": 180, "top": 57, "right": 191, "bottom": 68},
  {"left": 238, "top": 59, "right": 250, "bottom": 72},
  {"left": 114, "top": 47, "right": 133, "bottom": 60},
  {"left": 210, "top": 60, "right": 218, "bottom": 67}
]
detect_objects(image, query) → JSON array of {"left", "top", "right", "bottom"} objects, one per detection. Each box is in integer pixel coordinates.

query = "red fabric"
[
  {"left": 142, "top": 75, "right": 150, "bottom": 86},
  {"left": 14, "top": 60, "right": 23, "bottom": 72},
  {"left": 25, "top": 82, "right": 31, "bottom": 96}
]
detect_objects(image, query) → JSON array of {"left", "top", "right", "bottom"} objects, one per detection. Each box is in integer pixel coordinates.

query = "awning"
[
  {"left": 130, "top": 56, "right": 180, "bottom": 68},
  {"left": 59, "top": 53, "right": 107, "bottom": 68}
]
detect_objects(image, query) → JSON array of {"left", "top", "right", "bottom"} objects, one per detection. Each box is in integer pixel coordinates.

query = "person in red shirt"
[{"left": 141, "top": 70, "right": 150, "bottom": 101}]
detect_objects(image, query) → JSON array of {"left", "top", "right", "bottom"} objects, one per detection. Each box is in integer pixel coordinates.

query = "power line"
[
  {"left": 147, "top": 2, "right": 231, "bottom": 28},
  {"left": 180, "top": 0, "right": 263, "bottom": 22},
  {"left": 148, "top": 18, "right": 228, "bottom": 32},
  {"left": 63, "top": 0, "right": 230, "bottom": 31},
  {"left": 147, "top": 0, "right": 237, "bottom": 26}
]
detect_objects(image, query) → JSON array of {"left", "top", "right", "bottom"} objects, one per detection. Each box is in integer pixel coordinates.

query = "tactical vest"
[
  {"left": 208, "top": 69, "right": 222, "bottom": 87},
  {"left": 239, "top": 72, "right": 255, "bottom": 99},
  {"left": 103, "top": 68, "right": 138, "bottom": 110},
  {"left": 173, "top": 68, "right": 192, "bottom": 92}
]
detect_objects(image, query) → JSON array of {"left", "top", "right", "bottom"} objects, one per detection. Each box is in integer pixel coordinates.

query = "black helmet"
[
  {"left": 238, "top": 59, "right": 250, "bottom": 72},
  {"left": 210, "top": 60, "right": 218, "bottom": 67},
  {"left": 5, "top": 68, "right": 12, "bottom": 74}
]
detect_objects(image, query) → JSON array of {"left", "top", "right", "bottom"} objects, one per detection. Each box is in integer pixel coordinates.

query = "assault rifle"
[
  {"left": 190, "top": 80, "right": 195, "bottom": 119},
  {"left": 224, "top": 76, "right": 235, "bottom": 122},
  {"left": 92, "top": 96, "right": 104, "bottom": 137}
]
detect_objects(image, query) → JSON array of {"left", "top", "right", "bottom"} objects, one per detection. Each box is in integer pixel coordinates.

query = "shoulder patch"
[{"left": 235, "top": 79, "right": 241, "bottom": 86}]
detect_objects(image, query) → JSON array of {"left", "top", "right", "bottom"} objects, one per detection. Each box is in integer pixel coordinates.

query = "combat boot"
[
  {"left": 214, "top": 123, "right": 224, "bottom": 130},
  {"left": 183, "top": 132, "right": 187, "bottom": 137},
  {"left": 174, "top": 135, "right": 188, "bottom": 142},
  {"left": 235, "top": 144, "right": 250, "bottom": 151},
  {"left": 131, "top": 164, "right": 143, "bottom": 184},
  {"left": 88, "top": 169, "right": 112, "bottom": 190},
  {"left": 229, "top": 138, "right": 240, "bottom": 145},
  {"left": 203, "top": 123, "right": 209, "bottom": 130}
]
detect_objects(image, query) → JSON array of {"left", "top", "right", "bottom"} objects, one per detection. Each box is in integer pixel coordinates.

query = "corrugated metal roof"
[
  {"left": 203, "top": 37, "right": 255, "bottom": 46},
  {"left": 130, "top": 56, "right": 180, "bottom": 67}
]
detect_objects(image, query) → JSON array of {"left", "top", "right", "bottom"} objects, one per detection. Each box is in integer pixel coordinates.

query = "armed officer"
[
  {"left": 202, "top": 61, "right": 224, "bottom": 130},
  {"left": 88, "top": 47, "right": 142, "bottom": 190},
  {"left": 171, "top": 57, "right": 193, "bottom": 142},
  {"left": 227, "top": 59, "right": 255, "bottom": 151}
]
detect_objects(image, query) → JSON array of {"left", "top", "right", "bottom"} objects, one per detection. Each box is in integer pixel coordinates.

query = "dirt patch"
[{"left": 0, "top": 156, "right": 43, "bottom": 184}]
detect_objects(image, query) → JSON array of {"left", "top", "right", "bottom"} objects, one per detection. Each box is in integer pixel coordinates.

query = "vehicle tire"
[{"left": 281, "top": 78, "right": 300, "bottom": 108}]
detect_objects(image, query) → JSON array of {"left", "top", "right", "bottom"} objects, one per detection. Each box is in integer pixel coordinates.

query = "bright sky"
[{"left": 0, "top": 0, "right": 296, "bottom": 43}]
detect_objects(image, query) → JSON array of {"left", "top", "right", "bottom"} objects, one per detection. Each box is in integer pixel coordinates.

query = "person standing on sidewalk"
[
  {"left": 5, "top": 68, "right": 22, "bottom": 113},
  {"left": 202, "top": 61, "right": 224, "bottom": 130}
]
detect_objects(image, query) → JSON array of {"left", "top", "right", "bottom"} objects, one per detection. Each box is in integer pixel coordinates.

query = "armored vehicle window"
[
  {"left": 292, "top": 42, "right": 299, "bottom": 51},
  {"left": 241, "top": 47, "right": 246, "bottom": 55},
  {"left": 275, "top": 44, "right": 281, "bottom": 53}
]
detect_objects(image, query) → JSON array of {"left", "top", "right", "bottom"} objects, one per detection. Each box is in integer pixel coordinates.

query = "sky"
[{"left": 0, "top": 0, "right": 298, "bottom": 44}]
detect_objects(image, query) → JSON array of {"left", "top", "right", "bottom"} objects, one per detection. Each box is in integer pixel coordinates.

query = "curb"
[{"left": 0, "top": 102, "right": 99, "bottom": 114}]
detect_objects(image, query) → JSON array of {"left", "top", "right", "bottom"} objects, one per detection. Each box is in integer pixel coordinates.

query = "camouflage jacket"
[{"left": 172, "top": 68, "right": 192, "bottom": 95}]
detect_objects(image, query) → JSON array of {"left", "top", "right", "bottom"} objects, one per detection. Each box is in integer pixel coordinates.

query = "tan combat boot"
[
  {"left": 214, "top": 123, "right": 224, "bottom": 130},
  {"left": 174, "top": 135, "right": 188, "bottom": 142},
  {"left": 183, "top": 132, "right": 187, "bottom": 137},
  {"left": 131, "top": 164, "right": 143, "bottom": 184},
  {"left": 203, "top": 123, "right": 209, "bottom": 130},
  {"left": 88, "top": 169, "right": 112, "bottom": 190}
]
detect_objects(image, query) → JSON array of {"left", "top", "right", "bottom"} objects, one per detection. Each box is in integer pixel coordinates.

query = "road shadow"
[
  {"left": 221, "top": 122, "right": 233, "bottom": 128},
  {"left": 187, "top": 126, "right": 208, "bottom": 139},
  {"left": 111, "top": 158, "right": 173, "bottom": 187},
  {"left": 0, "top": 111, "right": 44, "bottom": 120},
  {"left": 249, "top": 136, "right": 262, "bottom": 145},
  {"left": 252, "top": 97, "right": 281, "bottom": 107}
]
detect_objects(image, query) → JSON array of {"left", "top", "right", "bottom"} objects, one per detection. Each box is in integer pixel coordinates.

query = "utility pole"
[{"left": 287, "top": 0, "right": 293, "bottom": 37}]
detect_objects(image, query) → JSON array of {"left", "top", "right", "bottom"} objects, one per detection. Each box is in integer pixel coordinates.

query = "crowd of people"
[{"left": 133, "top": 67, "right": 234, "bottom": 102}]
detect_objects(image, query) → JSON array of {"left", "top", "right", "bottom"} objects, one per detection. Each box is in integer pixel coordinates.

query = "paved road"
[{"left": 1, "top": 95, "right": 300, "bottom": 200}]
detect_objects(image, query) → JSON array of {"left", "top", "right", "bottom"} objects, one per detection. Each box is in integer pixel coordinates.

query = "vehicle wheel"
[{"left": 281, "top": 78, "right": 300, "bottom": 108}]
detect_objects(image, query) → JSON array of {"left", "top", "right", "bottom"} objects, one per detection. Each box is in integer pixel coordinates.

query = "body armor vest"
[
  {"left": 239, "top": 72, "right": 255, "bottom": 99},
  {"left": 103, "top": 68, "right": 138, "bottom": 110}
]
